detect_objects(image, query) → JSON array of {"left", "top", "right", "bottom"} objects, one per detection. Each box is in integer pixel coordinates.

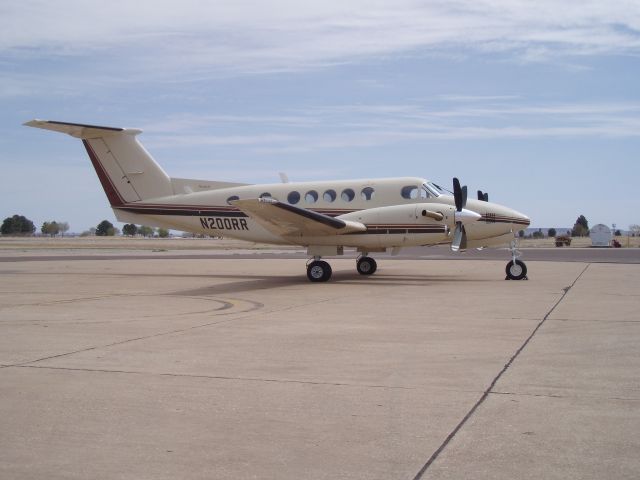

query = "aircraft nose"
[{"left": 509, "top": 210, "right": 530, "bottom": 229}]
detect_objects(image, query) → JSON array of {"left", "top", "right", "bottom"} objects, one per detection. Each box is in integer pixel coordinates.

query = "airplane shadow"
[{"left": 169, "top": 270, "right": 484, "bottom": 296}]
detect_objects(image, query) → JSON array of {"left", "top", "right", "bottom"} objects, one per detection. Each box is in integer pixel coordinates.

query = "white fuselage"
[{"left": 113, "top": 176, "right": 530, "bottom": 250}]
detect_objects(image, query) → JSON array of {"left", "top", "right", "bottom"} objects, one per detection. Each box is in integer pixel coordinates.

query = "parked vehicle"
[{"left": 555, "top": 235, "right": 572, "bottom": 247}]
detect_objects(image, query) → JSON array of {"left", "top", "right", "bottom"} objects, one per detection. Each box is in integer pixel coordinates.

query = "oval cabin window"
[
  {"left": 287, "top": 191, "right": 300, "bottom": 204},
  {"left": 341, "top": 188, "right": 355, "bottom": 202},
  {"left": 305, "top": 190, "right": 319, "bottom": 203},
  {"left": 323, "top": 189, "right": 337, "bottom": 202},
  {"left": 361, "top": 187, "right": 375, "bottom": 201}
]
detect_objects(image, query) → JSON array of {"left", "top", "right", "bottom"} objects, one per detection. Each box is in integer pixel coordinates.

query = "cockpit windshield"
[{"left": 423, "top": 182, "right": 447, "bottom": 197}]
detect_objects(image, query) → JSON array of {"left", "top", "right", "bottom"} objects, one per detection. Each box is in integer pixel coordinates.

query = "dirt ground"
[{"left": 0, "top": 235, "right": 638, "bottom": 253}]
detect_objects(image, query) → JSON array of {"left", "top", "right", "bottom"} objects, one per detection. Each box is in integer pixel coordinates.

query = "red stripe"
[{"left": 82, "top": 140, "right": 124, "bottom": 207}]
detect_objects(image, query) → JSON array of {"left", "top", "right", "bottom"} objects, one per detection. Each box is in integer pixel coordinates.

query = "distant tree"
[
  {"left": 547, "top": 228, "right": 557, "bottom": 238},
  {"left": 518, "top": 230, "right": 525, "bottom": 238},
  {"left": 630, "top": 225, "right": 640, "bottom": 237},
  {"left": 58, "top": 222, "right": 70, "bottom": 237},
  {"left": 95, "top": 220, "right": 114, "bottom": 236},
  {"left": 572, "top": 215, "right": 590, "bottom": 237},
  {"left": 80, "top": 227, "right": 96, "bottom": 237},
  {"left": 1, "top": 215, "right": 36, "bottom": 236},
  {"left": 122, "top": 224, "right": 138, "bottom": 236},
  {"left": 157, "top": 228, "right": 169, "bottom": 238},
  {"left": 41, "top": 221, "right": 60, "bottom": 237},
  {"left": 138, "top": 225, "right": 155, "bottom": 237},
  {"left": 614, "top": 229, "right": 622, "bottom": 237},
  {"left": 532, "top": 229, "right": 544, "bottom": 239}
]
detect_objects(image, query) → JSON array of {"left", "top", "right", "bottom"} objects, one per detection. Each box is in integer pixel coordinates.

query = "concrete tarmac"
[{"left": 0, "top": 254, "right": 639, "bottom": 479}]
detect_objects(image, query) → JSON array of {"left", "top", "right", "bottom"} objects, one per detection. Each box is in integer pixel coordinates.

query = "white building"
[{"left": 590, "top": 224, "right": 612, "bottom": 247}]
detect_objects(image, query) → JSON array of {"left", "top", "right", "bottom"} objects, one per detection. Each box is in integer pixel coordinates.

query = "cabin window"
[
  {"left": 259, "top": 192, "right": 272, "bottom": 199},
  {"left": 361, "top": 187, "right": 375, "bottom": 201},
  {"left": 401, "top": 185, "right": 419, "bottom": 199},
  {"left": 226, "top": 195, "right": 239, "bottom": 205},
  {"left": 341, "top": 188, "right": 355, "bottom": 202},
  {"left": 420, "top": 186, "right": 430, "bottom": 199},
  {"left": 323, "top": 189, "right": 337, "bottom": 202},
  {"left": 305, "top": 190, "right": 319, "bottom": 203},
  {"left": 287, "top": 191, "right": 300, "bottom": 204}
]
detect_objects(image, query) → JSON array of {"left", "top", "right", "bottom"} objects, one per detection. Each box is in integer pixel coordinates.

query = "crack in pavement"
[
  {"left": 411, "top": 263, "right": 592, "bottom": 480},
  {"left": 490, "top": 390, "right": 640, "bottom": 402}
]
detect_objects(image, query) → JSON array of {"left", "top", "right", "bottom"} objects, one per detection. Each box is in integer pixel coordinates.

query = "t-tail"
[{"left": 24, "top": 120, "right": 173, "bottom": 206}]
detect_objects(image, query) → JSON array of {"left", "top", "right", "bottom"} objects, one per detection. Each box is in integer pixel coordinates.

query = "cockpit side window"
[{"left": 401, "top": 185, "right": 419, "bottom": 199}]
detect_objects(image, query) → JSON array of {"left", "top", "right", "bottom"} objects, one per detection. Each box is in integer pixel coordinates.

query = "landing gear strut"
[{"left": 505, "top": 239, "right": 528, "bottom": 280}]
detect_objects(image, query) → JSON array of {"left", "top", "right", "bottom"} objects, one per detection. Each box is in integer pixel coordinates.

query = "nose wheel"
[
  {"left": 506, "top": 259, "right": 527, "bottom": 280},
  {"left": 505, "top": 239, "right": 528, "bottom": 280}
]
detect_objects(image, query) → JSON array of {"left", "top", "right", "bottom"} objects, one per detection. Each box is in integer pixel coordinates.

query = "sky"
[{"left": 1, "top": 0, "right": 639, "bottom": 232}]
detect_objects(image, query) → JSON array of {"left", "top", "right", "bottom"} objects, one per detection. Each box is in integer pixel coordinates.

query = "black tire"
[
  {"left": 307, "top": 260, "right": 332, "bottom": 282},
  {"left": 357, "top": 256, "right": 377, "bottom": 275},
  {"left": 506, "top": 259, "right": 527, "bottom": 280}
]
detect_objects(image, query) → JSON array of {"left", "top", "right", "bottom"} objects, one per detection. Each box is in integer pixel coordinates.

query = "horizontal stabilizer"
[
  {"left": 24, "top": 119, "right": 140, "bottom": 139},
  {"left": 232, "top": 198, "right": 366, "bottom": 237}
]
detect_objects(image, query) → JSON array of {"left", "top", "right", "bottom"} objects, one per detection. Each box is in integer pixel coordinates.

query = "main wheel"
[
  {"left": 307, "top": 260, "right": 332, "bottom": 282},
  {"left": 505, "top": 259, "right": 527, "bottom": 280},
  {"left": 357, "top": 256, "right": 377, "bottom": 275}
]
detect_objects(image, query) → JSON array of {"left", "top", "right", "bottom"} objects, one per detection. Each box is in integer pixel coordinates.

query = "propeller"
[
  {"left": 451, "top": 177, "right": 481, "bottom": 252},
  {"left": 477, "top": 190, "right": 489, "bottom": 202}
]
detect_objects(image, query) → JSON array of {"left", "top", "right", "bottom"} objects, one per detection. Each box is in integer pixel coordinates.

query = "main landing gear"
[
  {"left": 505, "top": 239, "right": 528, "bottom": 280},
  {"left": 305, "top": 255, "right": 378, "bottom": 282},
  {"left": 356, "top": 256, "right": 377, "bottom": 275},
  {"left": 306, "top": 259, "right": 332, "bottom": 282}
]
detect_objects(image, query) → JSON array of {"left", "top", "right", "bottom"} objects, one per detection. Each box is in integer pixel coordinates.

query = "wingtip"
[{"left": 23, "top": 119, "right": 45, "bottom": 127}]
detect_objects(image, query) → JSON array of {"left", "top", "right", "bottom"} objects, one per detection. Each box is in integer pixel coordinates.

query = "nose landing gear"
[{"left": 505, "top": 239, "right": 528, "bottom": 280}]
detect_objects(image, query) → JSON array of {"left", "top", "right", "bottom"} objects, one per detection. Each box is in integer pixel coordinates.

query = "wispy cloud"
[
  {"left": 139, "top": 99, "right": 640, "bottom": 155},
  {"left": 2, "top": 0, "right": 639, "bottom": 86}
]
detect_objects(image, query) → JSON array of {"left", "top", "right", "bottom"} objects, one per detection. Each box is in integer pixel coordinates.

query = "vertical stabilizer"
[{"left": 24, "top": 120, "right": 173, "bottom": 206}]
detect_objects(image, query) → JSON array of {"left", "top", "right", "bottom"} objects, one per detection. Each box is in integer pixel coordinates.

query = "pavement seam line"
[
  {"left": 1, "top": 295, "right": 339, "bottom": 368},
  {"left": 411, "top": 263, "right": 591, "bottom": 480},
  {"left": 12, "top": 364, "right": 418, "bottom": 390}
]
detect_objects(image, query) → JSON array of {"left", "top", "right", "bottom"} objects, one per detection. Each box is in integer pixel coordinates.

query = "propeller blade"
[
  {"left": 453, "top": 177, "right": 463, "bottom": 211},
  {"left": 451, "top": 223, "right": 467, "bottom": 252},
  {"left": 461, "top": 185, "right": 468, "bottom": 208},
  {"left": 477, "top": 190, "right": 489, "bottom": 202}
]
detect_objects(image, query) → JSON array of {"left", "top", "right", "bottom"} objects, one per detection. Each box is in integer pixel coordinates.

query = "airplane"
[{"left": 25, "top": 119, "right": 531, "bottom": 282}]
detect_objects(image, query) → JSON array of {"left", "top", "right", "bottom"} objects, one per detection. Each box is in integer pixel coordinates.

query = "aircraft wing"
[{"left": 232, "top": 198, "right": 366, "bottom": 237}]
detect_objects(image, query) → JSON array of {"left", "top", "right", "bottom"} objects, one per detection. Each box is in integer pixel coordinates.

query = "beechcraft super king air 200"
[{"left": 25, "top": 120, "right": 531, "bottom": 282}]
